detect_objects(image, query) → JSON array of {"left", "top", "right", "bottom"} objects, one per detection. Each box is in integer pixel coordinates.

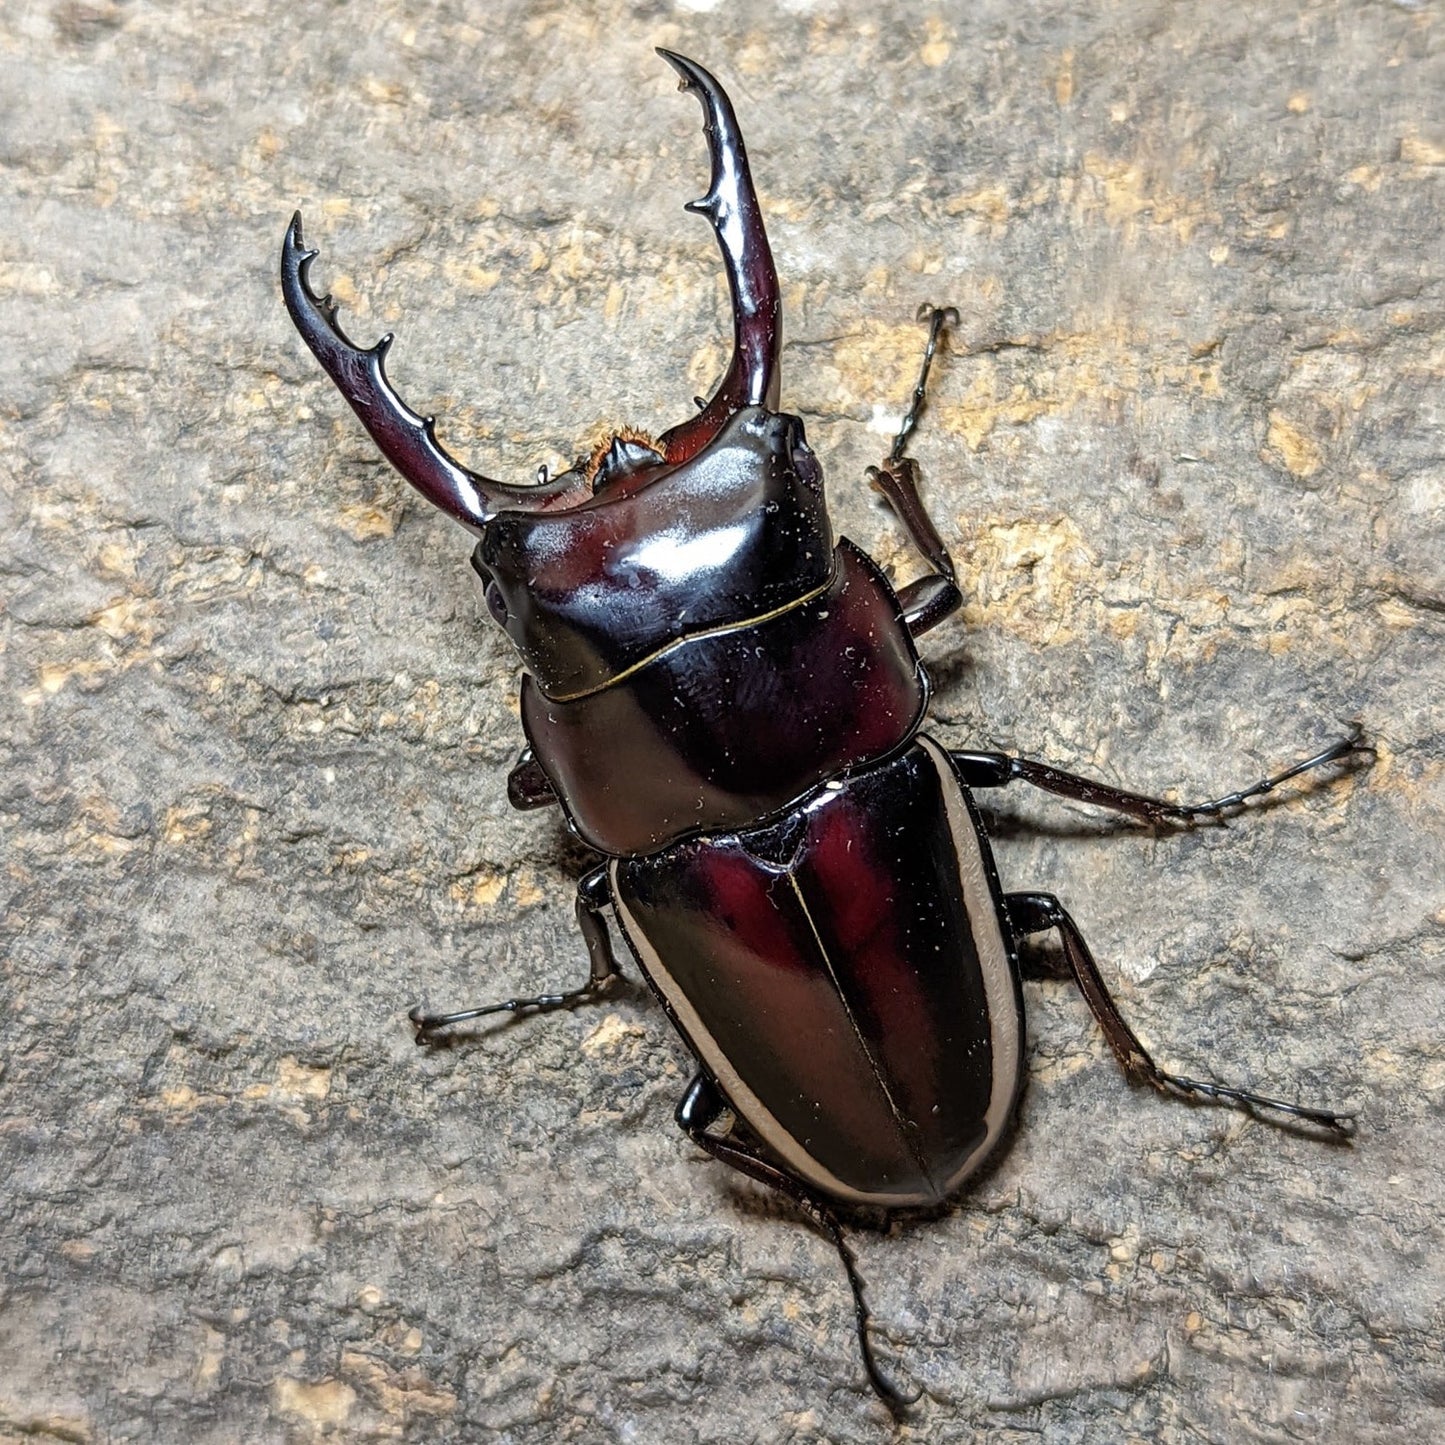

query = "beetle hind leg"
[
  {"left": 409, "top": 866, "right": 621, "bottom": 1043},
  {"left": 1006, "top": 892, "right": 1354, "bottom": 1136},
  {"left": 675, "top": 1074, "right": 919, "bottom": 1415}
]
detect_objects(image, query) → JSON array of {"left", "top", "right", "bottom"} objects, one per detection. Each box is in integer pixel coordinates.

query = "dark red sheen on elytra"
[{"left": 614, "top": 744, "right": 1010, "bottom": 1203}]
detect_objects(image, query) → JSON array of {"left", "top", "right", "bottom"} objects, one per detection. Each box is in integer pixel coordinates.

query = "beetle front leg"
[
  {"left": 675, "top": 1074, "right": 917, "bottom": 1415},
  {"left": 409, "top": 866, "right": 620, "bottom": 1043},
  {"left": 1005, "top": 892, "right": 1353, "bottom": 1136},
  {"left": 868, "top": 305, "right": 963, "bottom": 638},
  {"left": 951, "top": 727, "right": 1371, "bottom": 825}
]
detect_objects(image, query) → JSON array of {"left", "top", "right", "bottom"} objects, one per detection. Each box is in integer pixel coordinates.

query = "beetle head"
[
  {"left": 469, "top": 404, "right": 831, "bottom": 699},
  {"left": 283, "top": 51, "right": 809, "bottom": 693}
]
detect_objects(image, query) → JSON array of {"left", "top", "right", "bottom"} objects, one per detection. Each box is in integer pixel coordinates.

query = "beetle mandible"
[{"left": 281, "top": 50, "right": 1368, "bottom": 1409}]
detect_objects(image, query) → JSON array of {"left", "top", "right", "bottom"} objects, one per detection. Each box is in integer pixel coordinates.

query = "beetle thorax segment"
[{"left": 518, "top": 541, "right": 928, "bottom": 857}]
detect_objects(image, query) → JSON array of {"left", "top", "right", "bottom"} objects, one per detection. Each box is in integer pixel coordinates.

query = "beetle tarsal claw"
[{"left": 914, "top": 301, "right": 961, "bottom": 327}]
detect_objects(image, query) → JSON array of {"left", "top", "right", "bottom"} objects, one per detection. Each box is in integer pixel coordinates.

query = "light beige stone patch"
[
  {"left": 273, "top": 1376, "right": 356, "bottom": 1427},
  {"left": 1264, "top": 412, "right": 1324, "bottom": 479}
]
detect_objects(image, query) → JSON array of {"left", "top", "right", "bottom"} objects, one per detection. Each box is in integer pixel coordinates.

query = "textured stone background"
[{"left": 2, "top": 1, "right": 1442, "bottom": 1440}]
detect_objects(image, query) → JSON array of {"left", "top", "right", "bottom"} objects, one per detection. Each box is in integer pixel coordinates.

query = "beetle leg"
[
  {"left": 950, "top": 727, "right": 1371, "bottom": 824},
  {"left": 506, "top": 748, "right": 558, "bottom": 811},
  {"left": 409, "top": 867, "right": 620, "bottom": 1043},
  {"left": 867, "top": 306, "right": 963, "bottom": 637},
  {"left": 888, "top": 302, "right": 960, "bottom": 469},
  {"left": 1005, "top": 892, "right": 1354, "bottom": 1136},
  {"left": 674, "top": 1074, "right": 918, "bottom": 1415}
]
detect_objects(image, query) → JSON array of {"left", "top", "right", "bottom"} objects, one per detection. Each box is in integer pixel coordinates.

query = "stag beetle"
[{"left": 282, "top": 50, "right": 1367, "bottom": 1410}]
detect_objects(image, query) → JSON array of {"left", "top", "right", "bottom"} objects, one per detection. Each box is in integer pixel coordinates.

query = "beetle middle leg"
[
  {"left": 951, "top": 726, "right": 1370, "bottom": 825},
  {"left": 674, "top": 1072, "right": 916, "bottom": 1413},
  {"left": 1005, "top": 891, "right": 1353, "bottom": 1135},
  {"left": 409, "top": 866, "right": 621, "bottom": 1043}
]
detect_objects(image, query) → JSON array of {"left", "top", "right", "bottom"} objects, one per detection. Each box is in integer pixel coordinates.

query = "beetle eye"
[
  {"left": 484, "top": 580, "right": 509, "bottom": 627},
  {"left": 471, "top": 557, "right": 510, "bottom": 627}
]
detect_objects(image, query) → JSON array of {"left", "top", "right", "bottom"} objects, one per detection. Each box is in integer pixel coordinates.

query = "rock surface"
[{"left": 2, "top": 2, "right": 1442, "bottom": 1441}]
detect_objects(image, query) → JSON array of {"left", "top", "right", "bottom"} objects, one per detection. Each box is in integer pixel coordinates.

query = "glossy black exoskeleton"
[{"left": 282, "top": 50, "right": 1369, "bottom": 1410}]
